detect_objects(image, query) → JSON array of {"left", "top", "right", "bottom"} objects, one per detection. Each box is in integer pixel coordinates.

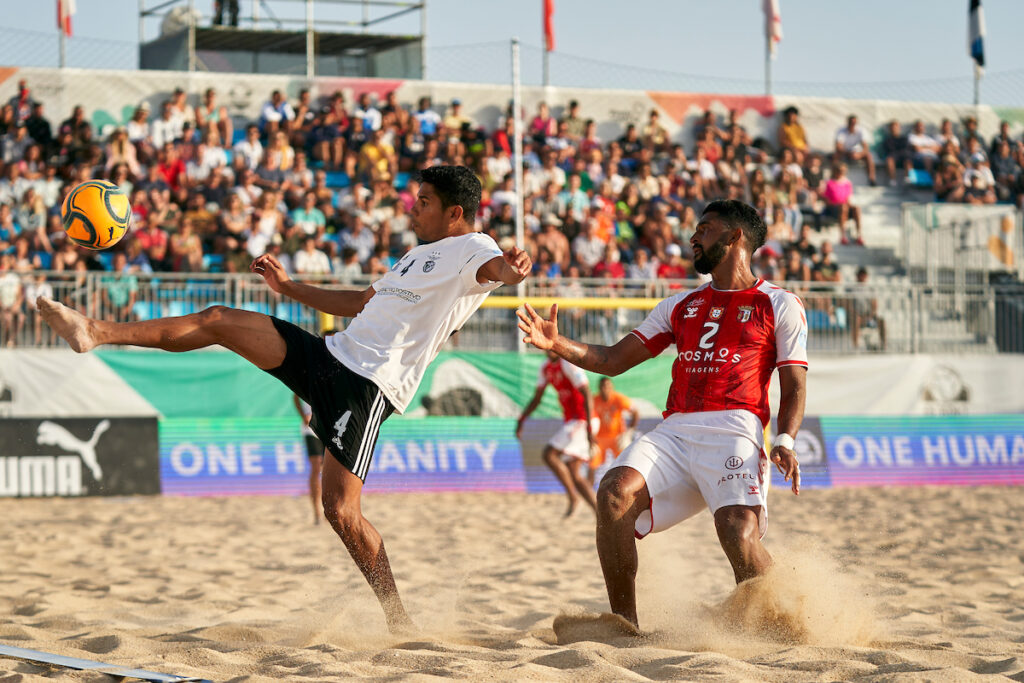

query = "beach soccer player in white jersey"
[
  {"left": 36, "top": 165, "right": 532, "bottom": 634},
  {"left": 518, "top": 199, "right": 807, "bottom": 631}
]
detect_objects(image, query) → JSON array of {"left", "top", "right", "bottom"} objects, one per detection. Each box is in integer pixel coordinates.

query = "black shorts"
[
  {"left": 264, "top": 317, "right": 394, "bottom": 481},
  {"left": 304, "top": 434, "right": 323, "bottom": 458}
]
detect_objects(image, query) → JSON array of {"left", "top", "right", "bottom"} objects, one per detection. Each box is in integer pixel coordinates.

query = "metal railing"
[
  {"left": 2, "top": 272, "right": 1022, "bottom": 354},
  {"left": 901, "top": 203, "right": 1024, "bottom": 287}
]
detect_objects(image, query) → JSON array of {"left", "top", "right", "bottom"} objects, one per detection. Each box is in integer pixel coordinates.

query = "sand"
[{"left": 0, "top": 486, "right": 1022, "bottom": 681}]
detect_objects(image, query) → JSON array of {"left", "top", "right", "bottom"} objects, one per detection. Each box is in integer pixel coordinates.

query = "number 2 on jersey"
[{"left": 699, "top": 322, "right": 720, "bottom": 349}]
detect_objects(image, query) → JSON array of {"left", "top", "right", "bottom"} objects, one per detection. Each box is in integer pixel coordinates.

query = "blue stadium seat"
[
  {"left": 98, "top": 252, "right": 114, "bottom": 270},
  {"left": 167, "top": 300, "right": 197, "bottom": 317},
  {"left": 325, "top": 171, "right": 351, "bottom": 189},
  {"left": 132, "top": 301, "right": 163, "bottom": 321},
  {"left": 201, "top": 253, "right": 225, "bottom": 272},
  {"left": 231, "top": 129, "right": 246, "bottom": 146},
  {"left": 907, "top": 168, "right": 933, "bottom": 188},
  {"left": 806, "top": 308, "right": 846, "bottom": 331},
  {"left": 395, "top": 171, "right": 411, "bottom": 190},
  {"left": 222, "top": 149, "right": 233, "bottom": 166}
]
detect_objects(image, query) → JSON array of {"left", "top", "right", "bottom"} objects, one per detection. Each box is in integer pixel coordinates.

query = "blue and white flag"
[{"left": 969, "top": 0, "right": 985, "bottom": 76}]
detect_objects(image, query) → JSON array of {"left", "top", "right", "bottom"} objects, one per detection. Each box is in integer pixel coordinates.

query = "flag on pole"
[
  {"left": 543, "top": 0, "right": 555, "bottom": 52},
  {"left": 763, "top": 0, "right": 782, "bottom": 59},
  {"left": 969, "top": 0, "right": 985, "bottom": 76},
  {"left": 57, "top": 0, "right": 75, "bottom": 38}
]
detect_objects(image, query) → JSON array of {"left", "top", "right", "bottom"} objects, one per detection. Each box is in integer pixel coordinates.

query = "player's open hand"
[
  {"left": 770, "top": 445, "right": 800, "bottom": 495},
  {"left": 502, "top": 246, "right": 532, "bottom": 284},
  {"left": 251, "top": 253, "right": 290, "bottom": 293},
  {"left": 517, "top": 302, "right": 559, "bottom": 350}
]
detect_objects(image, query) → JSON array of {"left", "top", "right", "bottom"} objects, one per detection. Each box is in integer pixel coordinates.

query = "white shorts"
[
  {"left": 548, "top": 418, "right": 599, "bottom": 461},
  {"left": 614, "top": 414, "right": 769, "bottom": 539}
]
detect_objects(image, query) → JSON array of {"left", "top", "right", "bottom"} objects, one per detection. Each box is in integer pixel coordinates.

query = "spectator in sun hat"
[{"left": 443, "top": 98, "right": 471, "bottom": 132}]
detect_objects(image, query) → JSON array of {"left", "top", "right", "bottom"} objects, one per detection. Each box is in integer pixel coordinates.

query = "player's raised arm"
[
  {"left": 517, "top": 302, "right": 652, "bottom": 376},
  {"left": 477, "top": 245, "right": 532, "bottom": 285},
  {"left": 251, "top": 253, "right": 375, "bottom": 317}
]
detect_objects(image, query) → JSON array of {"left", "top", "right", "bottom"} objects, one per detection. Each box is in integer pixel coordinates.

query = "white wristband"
[{"left": 772, "top": 433, "right": 795, "bottom": 451}]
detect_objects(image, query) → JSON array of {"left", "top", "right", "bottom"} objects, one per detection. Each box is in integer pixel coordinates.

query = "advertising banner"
[
  {"left": 0, "top": 418, "right": 159, "bottom": 497},
  {"left": 0, "top": 350, "right": 158, "bottom": 418},
  {"left": 155, "top": 413, "right": 1024, "bottom": 497},
  {"left": 160, "top": 417, "right": 527, "bottom": 496},
  {"left": 820, "top": 415, "right": 1024, "bottom": 487}
]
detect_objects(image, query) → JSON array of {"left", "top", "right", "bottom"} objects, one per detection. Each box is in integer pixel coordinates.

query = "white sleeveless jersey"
[{"left": 325, "top": 232, "right": 503, "bottom": 413}]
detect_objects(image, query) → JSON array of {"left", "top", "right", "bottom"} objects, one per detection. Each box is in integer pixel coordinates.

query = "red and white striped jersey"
[{"left": 631, "top": 279, "right": 807, "bottom": 428}]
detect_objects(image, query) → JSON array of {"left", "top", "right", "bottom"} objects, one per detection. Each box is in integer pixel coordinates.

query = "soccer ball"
[{"left": 61, "top": 180, "right": 132, "bottom": 250}]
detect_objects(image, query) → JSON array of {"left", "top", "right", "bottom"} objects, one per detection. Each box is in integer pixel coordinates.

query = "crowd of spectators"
[
  {"left": 879, "top": 115, "right": 1024, "bottom": 206},
  {"left": 0, "top": 76, "right": 1021, "bottom": 346}
]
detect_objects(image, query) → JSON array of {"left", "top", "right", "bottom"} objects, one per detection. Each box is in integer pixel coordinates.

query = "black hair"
[
  {"left": 417, "top": 165, "right": 481, "bottom": 223},
  {"left": 702, "top": 199, "right": 766, "bottom": 253}
]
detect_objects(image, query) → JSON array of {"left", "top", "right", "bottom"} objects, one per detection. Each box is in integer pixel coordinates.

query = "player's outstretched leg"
[
  {"left": 595, "top": 467, "right": 650, "bottom": 628},
  {"left": 37, "top": 297, "right": 286, "bottom": 369},
  {"left": 713, "top": 505, "right": 772, "bottom": 584},
  {"left": 321, "top": 455, "right": 416, "bottom": 635},
  {"left": 542, "top": 446, "right": 580, "bottom": 517}
]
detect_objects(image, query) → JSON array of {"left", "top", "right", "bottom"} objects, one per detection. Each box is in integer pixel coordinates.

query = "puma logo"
[{"left": 36, "top": 420, "right": 109, "bottom": 481}]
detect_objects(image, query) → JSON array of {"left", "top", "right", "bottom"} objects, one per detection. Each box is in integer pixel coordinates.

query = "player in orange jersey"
[{"left": 589, "top": 377, "right": 639, "bottom": 485}]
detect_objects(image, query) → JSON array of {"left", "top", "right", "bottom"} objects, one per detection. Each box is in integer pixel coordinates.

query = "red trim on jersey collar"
[{"left": 710, "top": 278, "right": 763, "bottom": 293}]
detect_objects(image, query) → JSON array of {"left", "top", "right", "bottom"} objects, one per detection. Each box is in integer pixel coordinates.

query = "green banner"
[{"left": 99, "top": 350, "right": 674, "bottom": 419}]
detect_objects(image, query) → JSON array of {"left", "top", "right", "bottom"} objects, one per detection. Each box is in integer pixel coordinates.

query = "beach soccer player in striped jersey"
[
  {"left": 518, "top": 199, "right": 807, "bottom": 630},
  {"left": 37, "top": 165, "right": 532, "bottom": 634}
]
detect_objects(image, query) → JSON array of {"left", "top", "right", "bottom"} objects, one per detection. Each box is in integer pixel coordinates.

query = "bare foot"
[
  {"left": 36, "top": 297, "right": 96, "bottom": 353},
  {"left": 564, "top": 499, "right": 578, "bottom": 518}
]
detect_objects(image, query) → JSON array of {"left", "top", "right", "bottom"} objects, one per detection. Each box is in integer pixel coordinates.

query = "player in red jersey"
[
  {"left": 517, "top": 350, "right": 599, "bottom": 516},
  {"left": 518, "top": 199, "right": 807, "bottom": 629}
]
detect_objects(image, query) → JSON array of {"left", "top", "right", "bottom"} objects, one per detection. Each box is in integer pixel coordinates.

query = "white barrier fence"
[{"left": 3, "top": 272, "right": 1022, "bottom": 355}]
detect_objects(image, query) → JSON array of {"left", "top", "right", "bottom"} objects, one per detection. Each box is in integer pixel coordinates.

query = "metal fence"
[
  {"left": 902, "top": 203, "right": 1024, "bottom": 287},
  {"left": 4, "top": 272, "right": 1023, "bottom": 355}
]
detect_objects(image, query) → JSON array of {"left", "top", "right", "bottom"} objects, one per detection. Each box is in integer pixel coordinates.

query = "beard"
[{"left": 693, "top": 235, "right": 730, "bottom": 274}]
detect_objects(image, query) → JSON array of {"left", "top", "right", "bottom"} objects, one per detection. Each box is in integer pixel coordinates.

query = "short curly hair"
[
  {"left": 702, "top": 199, "right": 766, "bottom": 253},
  {"left": 418, "top": 165, "right": 481, "bottom": 223}
]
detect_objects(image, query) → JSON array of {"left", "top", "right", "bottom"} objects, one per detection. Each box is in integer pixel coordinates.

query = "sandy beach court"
[{"left": 0, "top": 486, "right": 1022, "bottom": 681}]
